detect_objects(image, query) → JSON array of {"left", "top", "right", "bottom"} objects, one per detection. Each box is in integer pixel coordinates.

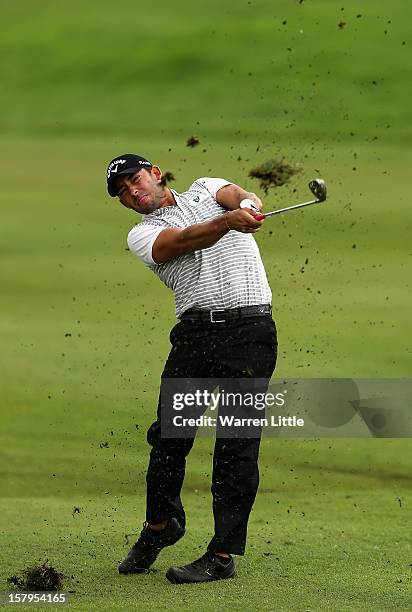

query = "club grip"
[{"left": 254, "top": 213, "right": 265, "bottom": 221}]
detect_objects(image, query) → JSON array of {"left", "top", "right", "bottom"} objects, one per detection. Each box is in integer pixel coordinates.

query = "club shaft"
[{"left": 263, "top": 198, "right": 320, "bottom": 218}]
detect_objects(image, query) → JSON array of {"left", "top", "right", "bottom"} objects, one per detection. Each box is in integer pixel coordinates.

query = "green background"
[{"left": 1, "top": 0, "right": 411, "bottom": 609}]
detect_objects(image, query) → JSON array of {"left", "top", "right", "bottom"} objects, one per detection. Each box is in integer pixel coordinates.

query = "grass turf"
[
  {"left": 2, "top": 442, "right": 411, "bottom": 610},
  {"left": 1, "top": 0, "right": 411, "bottom": 609}
]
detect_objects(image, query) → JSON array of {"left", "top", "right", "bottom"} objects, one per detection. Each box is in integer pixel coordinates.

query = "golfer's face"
[{"left": 116, "top": 169, "right": 161, "bottom": 213}]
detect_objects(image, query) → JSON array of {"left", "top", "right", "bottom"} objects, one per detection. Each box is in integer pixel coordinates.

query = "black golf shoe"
[
  {"left": 166, "top": 551, "right": 235, "bottom": 584},
  {"left": 118, "top": 518, "right": 185, "bottom": 574}
]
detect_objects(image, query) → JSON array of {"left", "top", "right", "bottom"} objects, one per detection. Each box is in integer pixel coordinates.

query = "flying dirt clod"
[
  {"left": 249, "top": 159, "right": 301, "bottom": 193},
  {"left": 8, "top": 563, "right": 64, "bottom": 591}
]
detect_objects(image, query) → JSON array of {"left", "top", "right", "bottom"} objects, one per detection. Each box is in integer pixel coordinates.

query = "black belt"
[{"left": 180, "top": 304, "right": 272, "bottom": 323}]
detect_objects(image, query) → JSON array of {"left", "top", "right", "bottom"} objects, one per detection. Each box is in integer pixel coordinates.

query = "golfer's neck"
[{"left": 159, "top": 188, "right": 176, "bottom": 208}]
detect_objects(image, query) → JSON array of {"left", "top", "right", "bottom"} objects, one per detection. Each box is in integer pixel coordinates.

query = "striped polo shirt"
[{"left": 127, "top": 177, "right": 272, "bottom": 317}]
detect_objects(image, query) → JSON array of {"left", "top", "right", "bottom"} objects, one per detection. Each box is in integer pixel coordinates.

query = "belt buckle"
[{"left": 210, "top": 309, "right": 226, "bottom": 323}]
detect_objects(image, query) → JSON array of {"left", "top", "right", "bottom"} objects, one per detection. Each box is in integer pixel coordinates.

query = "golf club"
[{"left": 241, "top": 179, "right": 327, "bottom": 221}]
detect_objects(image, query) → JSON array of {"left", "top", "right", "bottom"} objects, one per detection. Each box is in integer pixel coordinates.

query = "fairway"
[{"left": 1, "top": 0, "right": 411, "bottom": 610}]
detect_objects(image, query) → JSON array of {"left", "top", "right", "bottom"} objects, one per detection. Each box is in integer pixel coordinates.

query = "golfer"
[{"left": 106, "top": 153, "right": 278, "bottom": 583}]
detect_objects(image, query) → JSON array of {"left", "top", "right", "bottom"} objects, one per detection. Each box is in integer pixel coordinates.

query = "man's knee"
[
  {"left": 147, "top": 419, "right": 162, "bottom": 446},
  {"left": 147, "top": 422, "right": 194, "bottom": 459}
]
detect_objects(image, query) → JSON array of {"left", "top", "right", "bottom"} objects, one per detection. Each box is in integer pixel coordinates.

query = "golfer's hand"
[{"left": 226, "top": 208, "right": 263, "bottom": 233}]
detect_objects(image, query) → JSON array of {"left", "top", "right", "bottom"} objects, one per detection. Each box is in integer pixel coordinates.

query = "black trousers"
[{"left": 145, "top": 314, "right": 278, "bottom": 555}]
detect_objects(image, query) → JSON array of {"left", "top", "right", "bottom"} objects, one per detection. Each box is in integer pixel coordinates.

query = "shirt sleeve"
[
  {"left": 127, "top": 224, "right": 164, "bottom": 266},
  {"left": 193, "top": 177, "right": 233, "bottom": 200}
]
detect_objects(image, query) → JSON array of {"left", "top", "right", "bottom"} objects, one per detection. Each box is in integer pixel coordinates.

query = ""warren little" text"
[{"left": 173, "top": 415, "right": 304, "bottom": 427}]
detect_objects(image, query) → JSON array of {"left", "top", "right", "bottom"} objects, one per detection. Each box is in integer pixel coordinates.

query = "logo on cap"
[{"left": 107, "top": 159, "right": 127, "bottom": 179}]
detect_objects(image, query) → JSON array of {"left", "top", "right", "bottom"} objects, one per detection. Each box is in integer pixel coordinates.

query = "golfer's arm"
[
  {"left": 216, "top": 184, "right": 262, "bottom": 211},
  {"left": 152, "top": 217, "right": 229, "bottom": 264}
]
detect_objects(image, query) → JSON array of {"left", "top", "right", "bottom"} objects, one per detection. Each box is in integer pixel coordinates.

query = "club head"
[{"left": 309, "top": 178, "right": 327, "bottom": 202}]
